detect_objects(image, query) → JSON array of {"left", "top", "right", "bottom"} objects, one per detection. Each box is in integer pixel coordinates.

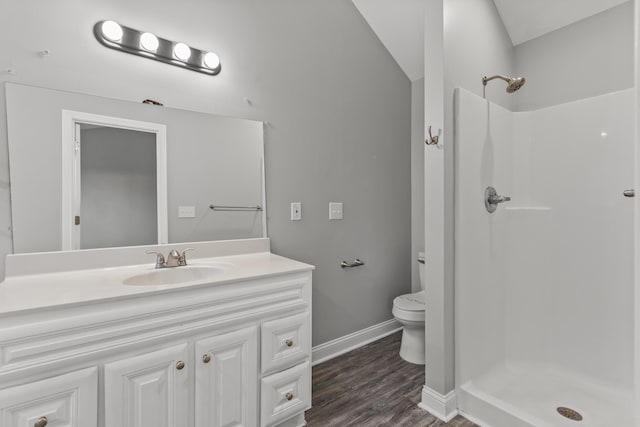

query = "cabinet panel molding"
[
  {"left": 104, "top": 343, "right": 189, "bottom": 427},
  {"left": 195, "top": 326, "right": 259, "bottom": 427},
  {"left": 0, "top": 367, "right": 97, "bottom": 427}
]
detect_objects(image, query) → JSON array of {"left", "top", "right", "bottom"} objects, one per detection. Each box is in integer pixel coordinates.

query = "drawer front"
[
  {"left": 260, "top": 361, "right": 311, "bottom": 427},
  {"left": 261, "top": 312, "right": 310, "bottom": 374},
  {"left": 0, "top": 367, "right": 98, "bottom": 427}
]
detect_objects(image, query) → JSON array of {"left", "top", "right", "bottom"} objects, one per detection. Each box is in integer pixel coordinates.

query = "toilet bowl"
[{"left": 392, "top": 252, "right": 425, "bottom": 364}]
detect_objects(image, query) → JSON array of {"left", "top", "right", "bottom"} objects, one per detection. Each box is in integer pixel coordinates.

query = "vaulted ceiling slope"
[
  {"left": 352, "top": 0, "right": 425, "bottom": 82},
  {"left": 352, "top": 0, "right": 629, "bottom": 82},
  {"left": 493, "top": 0, "right": 629, "bottom": 45}
]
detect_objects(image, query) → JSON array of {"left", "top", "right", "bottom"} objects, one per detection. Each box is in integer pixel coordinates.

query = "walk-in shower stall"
[{"left": 452, "top": 3, "right": 637, "bottom": 426}]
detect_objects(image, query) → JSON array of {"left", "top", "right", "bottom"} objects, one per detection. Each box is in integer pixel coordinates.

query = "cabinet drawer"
[
  {"left": 260, "top": 361, "right": 311, "bottom": 427},
  {"left": 0, "top": 367, "right": 98, "bottom": 427},
  {"left": 261, "top": 312, "right": 310, "bottom": 374}
]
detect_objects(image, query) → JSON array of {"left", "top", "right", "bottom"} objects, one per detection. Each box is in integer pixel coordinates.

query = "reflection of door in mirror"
[
  {"left": 61, "top": 111, "right": 168, "bottom": 250},
  {"left": 77, "top": 124, "right": 157, "bottom": 249}
]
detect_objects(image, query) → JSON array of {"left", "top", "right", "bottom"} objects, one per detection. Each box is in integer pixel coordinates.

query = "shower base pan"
[{"left": 457, "top": 362, "right": 633, "bottom": 427}]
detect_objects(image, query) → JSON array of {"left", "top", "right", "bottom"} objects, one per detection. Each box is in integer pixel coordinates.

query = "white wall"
[
  {"left": 429, "top": 0, "right": 514, "bottom": 394},
  {"left": 514, "top": 1, "right": 634, "bottom": 111},
  {"left": 411, "top": 78, "right": 425, "bottom": 292},
  {"left": 0, "top": 0, "right": 412, "bottom": 347}
]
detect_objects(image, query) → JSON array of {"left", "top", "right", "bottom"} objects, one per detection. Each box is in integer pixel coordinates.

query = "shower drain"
[{"left": 557, "top": 407, "right": 583, "bottom": 421}]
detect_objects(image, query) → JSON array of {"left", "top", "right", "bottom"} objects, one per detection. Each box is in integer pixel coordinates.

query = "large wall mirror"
[{"left": 6, "top": 82, "right": 266, "bottom": 254}]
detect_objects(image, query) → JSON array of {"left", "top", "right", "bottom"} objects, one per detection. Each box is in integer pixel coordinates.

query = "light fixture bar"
[{"left": 93, "top": 20, "right": 221, "bottom": 76}]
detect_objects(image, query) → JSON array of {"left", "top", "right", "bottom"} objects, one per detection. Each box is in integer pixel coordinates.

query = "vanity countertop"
[{"left": 0, "top": 241, "right": 313, "bottom": 315}]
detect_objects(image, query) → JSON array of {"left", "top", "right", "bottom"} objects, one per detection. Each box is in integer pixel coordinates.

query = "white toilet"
[{"left": 392, "top": 252, "right": 425, "bottom": 364}]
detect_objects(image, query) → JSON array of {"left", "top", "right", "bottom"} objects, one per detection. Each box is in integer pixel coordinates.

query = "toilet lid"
[{"left": 393, "top": 291, "right": 425, "bottom": 311}]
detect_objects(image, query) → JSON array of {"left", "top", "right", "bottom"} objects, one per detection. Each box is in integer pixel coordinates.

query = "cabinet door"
[
  {"left": 195, "top": 326, "right": 258, "bottom": 427},
  {"left": 0, "top": 367, "right": 98, "bottom": 427},
  {"left": 104, "top": 343, "right": 189, "bottom": 427}
]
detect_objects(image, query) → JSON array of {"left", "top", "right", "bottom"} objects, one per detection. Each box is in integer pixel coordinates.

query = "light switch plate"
[
  {"left": 329, "top": 202, "right": 343, "bottom": 220},
  {"left": 291, "top": 202, "right": 302, "bottom": 221},
  {"left": 178, "top": 206, "right": 196, "bottom": 218}
]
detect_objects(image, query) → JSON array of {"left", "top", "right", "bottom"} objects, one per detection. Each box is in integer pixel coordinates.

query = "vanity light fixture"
[{"left": 93, "top": 20, "right": 222, "bottom": 76}]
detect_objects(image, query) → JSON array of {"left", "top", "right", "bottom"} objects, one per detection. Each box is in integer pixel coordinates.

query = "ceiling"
[
  {"left": 352, "top": 0, "right": 629, "bottom": 82},
  {"left": 493, "top": 0, "right": 629, "bottom": 45},
  {"left": 352, "top": 0, "right": 425, "bottom": 82}
]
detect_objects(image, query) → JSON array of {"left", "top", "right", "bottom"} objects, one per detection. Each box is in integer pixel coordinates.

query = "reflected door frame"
[{"left": 61, "top": 110, "right": 168, "bottom": 250}]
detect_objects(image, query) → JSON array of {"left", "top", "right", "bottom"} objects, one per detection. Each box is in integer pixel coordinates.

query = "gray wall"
[
  {"left": 411, "top": 78, "right": 425, "bottom": 293},
  {"left": 0, "top": 0, "right": 411, "bottom": 346},
  {"left": 514, "top": 1, "right": 634, "bottom": 111},
  {"left": 81, "top": 126, "right": 158, "bottom": 249}
]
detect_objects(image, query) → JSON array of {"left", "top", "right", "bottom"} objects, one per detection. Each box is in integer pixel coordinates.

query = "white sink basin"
[{"left": 123, "top": 265, "right": 227, "bottom": 286}]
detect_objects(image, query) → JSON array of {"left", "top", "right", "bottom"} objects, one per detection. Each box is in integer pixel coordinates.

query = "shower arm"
[
  {"left": 482, "top": 75, "right": 509, "bottom": 98},
  {"left": 482, "top": 75, "right": 510, "bottom": 86}
]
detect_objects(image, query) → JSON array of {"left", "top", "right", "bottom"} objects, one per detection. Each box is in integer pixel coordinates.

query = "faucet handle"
[
  {"left": 145, "top": 250, "right": 166, "bottom": 268},
  {"left": 179, "top": 248, "right": 195, "bottom": 266}
]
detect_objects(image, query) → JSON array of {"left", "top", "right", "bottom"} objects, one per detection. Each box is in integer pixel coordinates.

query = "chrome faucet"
[{"left": 146, "top": 248, "right": 194, "bottom": 268}]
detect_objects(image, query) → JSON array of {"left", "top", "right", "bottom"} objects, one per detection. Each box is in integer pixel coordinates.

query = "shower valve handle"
[
  {"left": 489, "top": 194, "right": 511, "bottom": 204},
  {"left": 485, "top": 186, "right": 510, "bottom": 213}
]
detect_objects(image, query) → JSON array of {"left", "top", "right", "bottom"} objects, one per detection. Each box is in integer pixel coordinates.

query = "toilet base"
[{"left": 398, "top": 323, "right": 425, "bottom": 365}]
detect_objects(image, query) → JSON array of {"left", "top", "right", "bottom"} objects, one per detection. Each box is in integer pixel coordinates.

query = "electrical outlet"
[
  {"left": 329, "top": 202, "right": 343, "bottom": 220},
  {"left": 291, "top": 202, "right": 302, "bottom": 220},
  {"left": 178, "top": 206, "right": 196, "bottom": 218}
]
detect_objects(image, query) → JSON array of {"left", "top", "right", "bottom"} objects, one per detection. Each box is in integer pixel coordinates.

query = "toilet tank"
[{"left": 418, "top": 251, "right": 425, "bottom": 291}]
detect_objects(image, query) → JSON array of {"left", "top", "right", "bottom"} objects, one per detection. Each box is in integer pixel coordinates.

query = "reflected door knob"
[
  {"left": 285, "top": 392, "right": 294, "bottom": 401},
  {"left": 35, "top": 417, "right": 48, "bottom": 427},
  {"left": 203, "top": 354, "right": 211, "bottom": 363},
  {"left": 176, "top": 361, "right": 185, "bottom": 370}
]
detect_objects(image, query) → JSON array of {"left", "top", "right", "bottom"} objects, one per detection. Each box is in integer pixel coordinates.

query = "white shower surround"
[{"left": 454, "top": 88, "right": 635, "bottom": 426}]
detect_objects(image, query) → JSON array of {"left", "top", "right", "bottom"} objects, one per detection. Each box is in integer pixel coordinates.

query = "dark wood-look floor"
[{"left": 306, "top": 332, "right": 477, "bottom": 427}]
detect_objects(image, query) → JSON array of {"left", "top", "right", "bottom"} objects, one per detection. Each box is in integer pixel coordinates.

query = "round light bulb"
[
  {"left": 140, "top": 32, "right": 159, "bottom": 52},
  {"left": 173, "top": 43, "right": 191, "bottom": 61},
  {"left": 101, "top": 21, "right": 123, "bottom": 42},
  {"left": 203, "top": 52, "right": 220, "bottom": 69}
]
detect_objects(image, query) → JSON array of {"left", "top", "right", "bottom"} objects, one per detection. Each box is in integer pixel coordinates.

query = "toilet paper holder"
[{"left": 341, "top": 259, "right": 365, "bottom": 269}]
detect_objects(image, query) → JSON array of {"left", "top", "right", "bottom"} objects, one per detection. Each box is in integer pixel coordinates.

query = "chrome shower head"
[
  {"left": 505, "top": 76, "right": 525, "bottom": 93},
  {"left": 482, "top": 75, "right": 526, "bottom": 96}
]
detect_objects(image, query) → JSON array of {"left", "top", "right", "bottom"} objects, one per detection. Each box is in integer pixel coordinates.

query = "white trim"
[
  {"left": 311, "top": 319, "right": 401, "bottom": 366},
  {"left": 61, "top": 110, "right": 168, "bottom": 249},
  {"left": 259, "top": 123, "right": 267, "bottom": 238},
  {"left": 456, "top": 411, "right": 490, "bottom": 427},
  {"left": 634, "top": 0, "right": 640, "bottom": 422},
  {"left": 418, "top": 386, "right": 458, "bottom": 422}
]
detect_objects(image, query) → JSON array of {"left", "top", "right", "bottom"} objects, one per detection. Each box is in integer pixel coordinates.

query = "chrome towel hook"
[{"left": 425, "top": 126, "right": 440, "bottom": 146}]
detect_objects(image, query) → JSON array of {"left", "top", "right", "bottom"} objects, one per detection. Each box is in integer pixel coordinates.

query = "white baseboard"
[
  {"left": 311, "top": 319, "right": 402, "bottom": 366},
  {"left": 418, "top": 386, "right": 458, "bottom": 422}
]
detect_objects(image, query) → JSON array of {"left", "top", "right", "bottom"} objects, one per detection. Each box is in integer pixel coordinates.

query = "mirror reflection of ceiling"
[
  {"left": 352, "top": 0, "right": 629, "bottom": 80},
  {"left": 492, "top": 0, "right": 630, "bottom": 45}
]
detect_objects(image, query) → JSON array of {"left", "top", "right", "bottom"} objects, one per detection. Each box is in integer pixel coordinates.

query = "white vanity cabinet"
[{"left": 0, "top": 258, "right": 313, "bottom": 427}]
